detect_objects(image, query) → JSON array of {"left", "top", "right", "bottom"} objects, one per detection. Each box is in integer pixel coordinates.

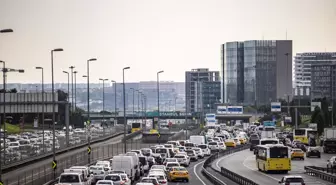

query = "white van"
[
  {"left": 60, "top": 169, "right": 91, "bottom": 185},
  {"left": 125, "top": 152, "right": 141, "bottom": 180},
  {"left": 112, "top": 155, "right": 136, "bottom": 182},
  {"left": 189, "top": 136, "right": 206, "bottom": 145}
]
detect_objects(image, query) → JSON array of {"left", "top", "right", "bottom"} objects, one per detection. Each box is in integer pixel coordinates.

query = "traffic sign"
[
  {"left": 157, "top": 132, "right": 160, "bottom": 138},
  {"left": 52, "top": 160, "right": 57, "bottom": 169},
  {"left": 87, "top": 146, "right": 91, "bottom": 154},
  {"left": 271, "top": 102, "right": 281, "bottom": 112}
]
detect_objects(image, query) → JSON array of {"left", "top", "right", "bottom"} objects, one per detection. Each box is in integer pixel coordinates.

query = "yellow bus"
[
  {"left": 256, "top": 144, "right": 291, "bottom": 173},
  {"left": 293, "top": 128, "right": 317, "bottom": 145},
  {"left": 131, "top": 122, "right": 142, "bottom": 133}
]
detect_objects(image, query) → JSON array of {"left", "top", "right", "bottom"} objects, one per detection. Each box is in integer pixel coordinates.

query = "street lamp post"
[
  {"left": 51, "top": 48, "right": 63, "bottom": 179},
  {"left": 157, "top": 70, "right": 164, "bottom": 129},
  {"left": 99, "top": 78, "right": 109, "bottom": 122},
  {"left": 62, "top": 71, "right": 70, "bottom": 102},
  {"left": 122, "top": 67, "right": 130, "bottom": 153},
  {"left": 35, "top": 67, "right": 45, "bottom": 152},
  {"left": 73, "top": 71, "right": 77, "bottom": 111},
  {"left": 86, "top": 58, "right": 97, "bottom": 164},
  {"left": 69, "top": 66, "right": 75, "bottom": 112},
  {"left": 130, "top": 88, "right": 135, "bottom": 122},
  {"left": 111, "top": 80, "right": 117, "bottom": 126}
]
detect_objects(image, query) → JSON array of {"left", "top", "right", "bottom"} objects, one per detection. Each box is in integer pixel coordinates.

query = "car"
[
  {"left": 185, "top": 149, "right": 198, "bottom": 161},
  {"left": 141, "top": 148, "right": 153, "bottom": 157},
  {"left": 306, "top": 147, "right": 321, "bottom": 158},
  {"left": 208, "top": 141, "right": 219, "bottom": 151},
  {"left": 278, "top": 175, "right": 305, "bottom": 185},
  {"left": 140, "top": 177, "right": 160, "bottom": 185},
  {"left": 327, "top": 156, "right": 336, "bottom": 169},
  {"left": 163, "top": 158, "right": 178, "bottom": 165},
  {"left": 148, "top": 172, "right": 168, "bottom": 185},
  {"left": 165, "top": 162, "right": 180, "bottom": 171},
  {"left": 192, "top": 147, "right": 204, "bottom": 158},
  {"left": 177, "top": 146, "right": 186, "bottom": 152},
  {"left": 217, "top": 142, "right": 227, "bottom": 151},
  {"left": 174, "top": 154, "right": 190, "bottom": 167},
  {"left": 96, "top": 180, "right": 114, "bottom": 185},
  {"left": 104, "top": 174, "right": 125, "bottom": 185},
  {"left": 150, "top": 165, "right": 166, "bottom": 172},
  {"left": 198, "top": 144, "right": 211, "bottom": 156},
  {"left": 136, "top": 183, "right": 155, "bottom": 185},
  {"left": 168, "top": 166, "right": 189, "bottom": 182},
  {"left": 291, "top": 149, "right": 305, "bottom": 160},
  {"left": 119, "top": 173, "right": 131, "bottom": 185},
  {"left": 224, "top": 139, "right": 236, "bottom": 147}
]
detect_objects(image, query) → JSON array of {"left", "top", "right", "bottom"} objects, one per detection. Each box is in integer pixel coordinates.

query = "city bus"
[
  {"left": 131, "top": 122, "right": 142, "bottom": 133},
  {"left": 256, "top": 144, "right": 291, "bottom": 173},
  {"left": 293, "top": 128, "right": 318, "bottom": 145}
]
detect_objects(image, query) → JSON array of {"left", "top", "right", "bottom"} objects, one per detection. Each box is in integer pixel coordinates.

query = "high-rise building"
[
  {"left": 185, "top": 68, "right": 221, "bottom": 113},
  {"left": 311, "top": 62, "right": 336, "bottom": 100},
  {"left": 221, "top": 40, "right": 292, "bottom": 106},
  {"left": 294, "top": 52, "right": 336, "bottom": 96}
]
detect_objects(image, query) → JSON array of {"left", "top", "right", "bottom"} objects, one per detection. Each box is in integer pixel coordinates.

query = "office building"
[
  {"left": 221, "top": 40, "right": 292, "bottom": 106},
  {"left": 311, "top": 62, "right": 336, "bottom": 100},
  {"left": 185, "top": 68, "right": 221, "bottom": 114},
  {"left": 294, "top": 52, "right": 336, "bottom": 96}
]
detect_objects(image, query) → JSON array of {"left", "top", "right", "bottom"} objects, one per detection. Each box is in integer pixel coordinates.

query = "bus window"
[
  {"left": 269, "top": 147, "right": 288, "bottom": 158},
  {"left": 294, "top": 129, "right": 305, "bottom": 136},
  {"left": 260, "top": 140, "right": 278, "bottom": 145},
  {"left": 132, "top": 123, "right": 141, "bottom": 128}
]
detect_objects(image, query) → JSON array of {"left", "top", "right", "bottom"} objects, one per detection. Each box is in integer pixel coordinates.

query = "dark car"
[{"left": 306, "top": 147, "right": 321, "bottom": 158}]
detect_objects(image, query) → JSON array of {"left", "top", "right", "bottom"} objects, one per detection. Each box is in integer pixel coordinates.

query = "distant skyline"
[{"left": 1, "top": 0, "right": 335, "bottom": 83}]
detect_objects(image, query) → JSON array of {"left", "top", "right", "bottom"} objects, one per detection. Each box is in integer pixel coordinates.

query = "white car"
[
  {"left": 96, "top": 180, "right": 114, "bottom": 185},
  {"left": 89, "top": 165, "right": 106, "bottom": 182},
  {"left": 198, "top": 144, "right": 211, "bottom": 156},
  {"left": 174, "top": 154, "right": 190, "bottom": 167},
  {"left": 192, "top": 147, "right": 204, "bottom": 158},
  {"left": 217, "top": 142, "right": 227, "bottom": 151},
  {"left": 278, "top": 175, "right": 305, "bottom": 185},
  {"left": 208, "top": 141, "right": 219, "bottom": 151}
]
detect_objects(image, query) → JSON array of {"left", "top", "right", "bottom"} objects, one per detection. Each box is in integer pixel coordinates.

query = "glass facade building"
[{"left": 221, "top": 40, "right": 292, "bottom": 106}]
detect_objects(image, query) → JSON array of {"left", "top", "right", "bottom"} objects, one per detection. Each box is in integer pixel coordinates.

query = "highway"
[{"left": 212, "top": 148, "right": 335, "bottom": 185}]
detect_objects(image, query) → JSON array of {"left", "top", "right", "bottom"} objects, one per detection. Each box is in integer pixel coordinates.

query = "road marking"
[
  {"left": 194, "top": 160, "right": 206, "bottom": 185},
  {"left": 242, "top": 155, "right": 280, "bottom": 182},
  {"left": 215, "top": 152, "right": 237, "bottom": 169}
]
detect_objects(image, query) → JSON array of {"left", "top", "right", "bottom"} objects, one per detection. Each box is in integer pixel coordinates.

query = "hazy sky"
[{"left": 0, "top": 0, "right": 335, "bottom": 84}]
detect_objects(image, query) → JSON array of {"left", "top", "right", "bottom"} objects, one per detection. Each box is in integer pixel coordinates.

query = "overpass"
[{"left": 83, "top": 111, "right": 254, "bottom": 123}]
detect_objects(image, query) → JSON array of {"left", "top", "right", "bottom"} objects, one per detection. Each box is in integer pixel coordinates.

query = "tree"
[{"left": 311, "top": 106, "right": 325, "bottom": 135}]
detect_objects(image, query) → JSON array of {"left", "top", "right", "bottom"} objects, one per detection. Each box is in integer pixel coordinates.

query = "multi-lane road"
[{"left": 212, "top": 148, "right": 335, "bottom": 185}]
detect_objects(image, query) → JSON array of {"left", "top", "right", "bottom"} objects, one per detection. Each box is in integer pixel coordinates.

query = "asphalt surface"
[
  {"left": 212, "top": 148, "right": 336, "bottom": 185},
  {"left": 3, "top": 129, "right": 210, "bottom": 185}
]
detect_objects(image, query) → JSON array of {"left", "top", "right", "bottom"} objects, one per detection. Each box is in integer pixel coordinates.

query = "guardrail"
[
  {"left": 305, "top": 166, "right": 336, "bottom": 183},
  {"left": 2, "top": 129, "right": 124, "bottom": 173},
  {"left": 201, "top": 144, "right": 260, "bottom": 185},
  {"left": 121, "top": 130, "right": 142, "bottom": 142}
]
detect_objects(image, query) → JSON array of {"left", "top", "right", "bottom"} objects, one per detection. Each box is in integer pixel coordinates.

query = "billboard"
[
  {"left": 271, "top": 102, "right": 281, "bottom": 112},
  {"left": 217, "top": 106, "right": 227, "bottom": 114},
  {"left": 311, "top": 102, "right": 321, "bottom": 112},
  {"left": 226, "top": 106, "right": 243, "bottom": 114}
]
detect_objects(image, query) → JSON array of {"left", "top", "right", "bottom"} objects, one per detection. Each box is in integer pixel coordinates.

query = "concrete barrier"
[{"left": 121, "top": 130, "right": 142, "bottom": 142}]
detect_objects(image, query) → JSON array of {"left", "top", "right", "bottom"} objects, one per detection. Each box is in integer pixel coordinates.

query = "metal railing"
[
  {"left": 4, "top": 127, "right": 201, "bottom": 185},
  {"left": 2, "top": 125, "right": 123, "bottom": 172},
  {"left": 305, "top": 166, "right": 336, "bottom": 183},
  {"left": 201, "top": 144, "right": 260, "bottom": 185}
]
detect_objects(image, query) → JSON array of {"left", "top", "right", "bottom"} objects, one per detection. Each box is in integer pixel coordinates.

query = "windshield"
[
  {"left": 167, "top": 163, "right": 178, "bottom": 167},
  {"left": 132, "top": 123, "right": 141, "bottom": 128},
  {"left": 105, "top": 175, "right": 120, "bottom": 181},
  {"left": 208, "top": 142, "right": 217, "bottom": 145},
  {"left": 269, "top": 147, "right": 288, "bottom": 158},
  {"left": 149, "top": 175, "right": 165, "bottom": 180},
  {"left": 264, "top": 127, "right": 275, "bottom": 131},
  {"left": 155, "top": 148, "right": 167, "bottom": 153},
  {"left": 174, "top": 155, "right": 185, "bottom": 158},
  {"left": 139, "top": 157, "right": 147, "bottom": 165},
  {"left": 260, "top": 140, "right": 278, "bottom": 145},
  {"left": 198, "top": 145, "right": 207, "bottom": 149},
  {"left": 185, "top": 143, "right": 194, "bottom": 147},
  {"left": 141, "top": 179, "right": 157, "bottom": 183},
  {"left": 294, "top": 129, "right": 305, "bottom": 136},
  {"left": 286, "top": 178, "right": 304, "bottom": 183},
  {"left": 59, "top": 175, "right": 80, "bottom": 183},
  {"left": 97, "top": 182, "right": 112, "bottom": 185}
]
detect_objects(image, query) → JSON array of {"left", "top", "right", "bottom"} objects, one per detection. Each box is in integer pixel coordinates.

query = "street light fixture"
[
  {"left": 73, "top": 71, "right": 77, "bottom": 111},
  {"left": 86, "top": 58, "right": 96, "bottom": 164},
  {"left": 51, "top": 48, "right": 63, "bottom": 179},
  {"left": 122, "top": 66, "right": 130, "bottom": 153},
  {"left": 111, "top": 80, "right": 117, "bottom": 125},
  {"left": 157, "top": 70, "right": 164, "bottom": 129},
  {"left": 35, "top": 66, "right": 45, "bottom": 152},
  {"left": 62, "top": 71, "right": 70, "bottom": 102},
  {"left": 0, "top": 29, "right": 13, "bottom": 33},
  {"left": 69, "top": 66, "right": 75, "bottom": 112}
]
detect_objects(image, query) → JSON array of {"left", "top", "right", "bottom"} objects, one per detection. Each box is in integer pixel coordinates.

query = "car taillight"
[
  {"left": 161, "top": 181, "right": 167, "bottom": 184},
  {"left": 120, "top": 181, "right": 125, "bottom": 185}
]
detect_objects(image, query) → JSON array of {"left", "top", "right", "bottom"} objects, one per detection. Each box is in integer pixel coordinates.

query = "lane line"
[
  {"left": 242, "top": 155, "right": 280, "bottom": 182},
  {"left": 193, "top": 161, "right": 206, "bottom": 185}
]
